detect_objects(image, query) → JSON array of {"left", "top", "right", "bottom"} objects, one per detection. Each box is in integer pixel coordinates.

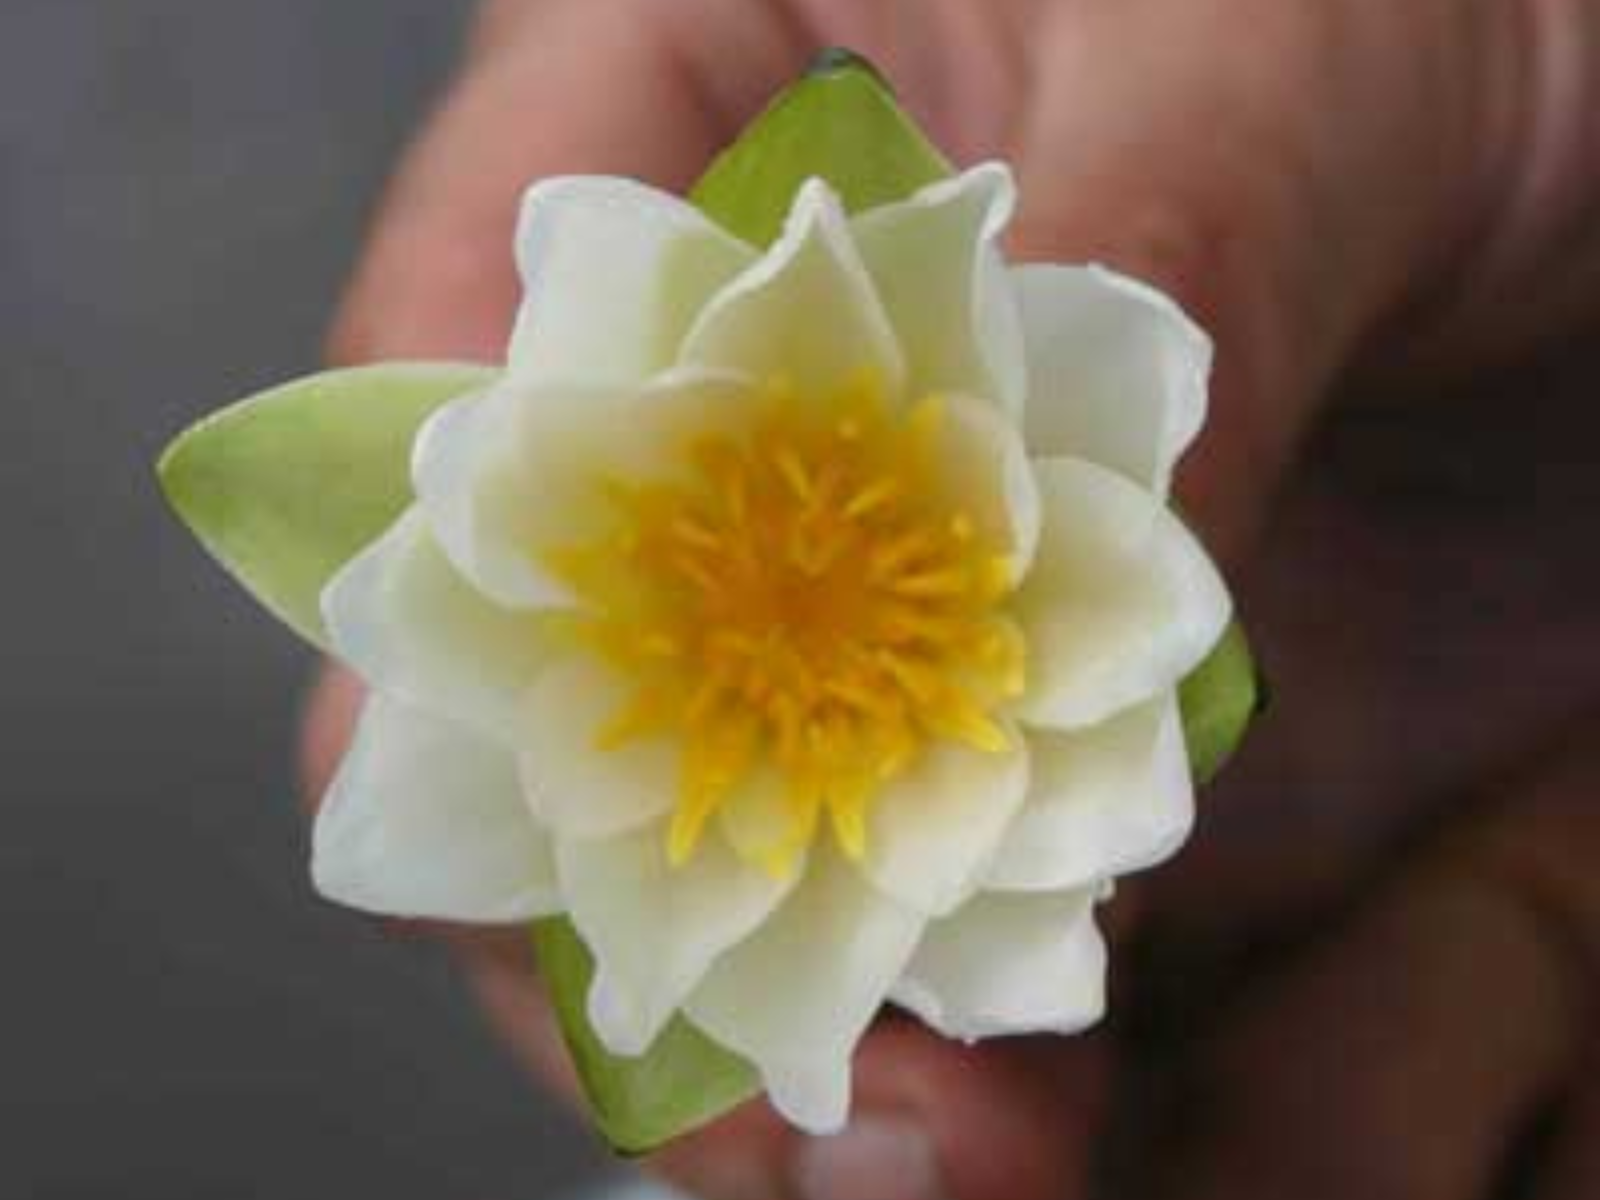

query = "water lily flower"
[{"left": 312, "top": 162, "right": 1230, "bottom": 1133}]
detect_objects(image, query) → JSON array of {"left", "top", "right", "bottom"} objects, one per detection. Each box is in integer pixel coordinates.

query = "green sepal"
[
  {"left": 158, "top": 363, "right": 496, "bottom": 650},
  {"left": 532, "top": 919, "right": 759, "bottom": 1154},
  {"left": 689, "top": 49, "right": 950, "bottom": 244},
  {"left": 1179, "top": 620, "right": 1262, "bottom": 785}
]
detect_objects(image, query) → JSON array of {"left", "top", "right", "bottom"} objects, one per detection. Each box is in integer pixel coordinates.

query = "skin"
[{"left": 304, "top": 1, "right": 1600, "bottom": 1196}]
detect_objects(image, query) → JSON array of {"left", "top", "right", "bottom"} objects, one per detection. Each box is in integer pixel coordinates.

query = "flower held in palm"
[{"left": 159, "top": 51, "right": 1257, "bottom": 1150}]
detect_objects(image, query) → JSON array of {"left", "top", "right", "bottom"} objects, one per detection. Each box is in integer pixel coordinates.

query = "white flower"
[{"left": 312, "top": 164, "right": 1230, "bottom": 1133}]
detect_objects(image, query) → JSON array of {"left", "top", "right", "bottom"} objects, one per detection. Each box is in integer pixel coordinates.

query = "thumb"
[{"left": 649, "top": 1023, "right": 1113, "bottom": 1200}]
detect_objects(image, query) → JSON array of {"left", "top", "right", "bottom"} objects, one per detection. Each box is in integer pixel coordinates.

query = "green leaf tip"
[
  {"left": 690, "top": 48, "right": 948, "bottom": 248},
  {"left": 157, "top": 362, "right": 496, "bottom": 651},
  {"left": 1179, "top": 621, "right": 1261, "bottom": 785},
  {"left": 805, "top": 46, "right": 889, "bottom": 85},
  {"left": 533, "top": 918, "right": 759, "bottom": 1154}
]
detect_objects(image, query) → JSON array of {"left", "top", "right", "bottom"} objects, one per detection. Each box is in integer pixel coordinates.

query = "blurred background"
[{"left": 3, "top": 2, "right": 615, "bottom": 1195}]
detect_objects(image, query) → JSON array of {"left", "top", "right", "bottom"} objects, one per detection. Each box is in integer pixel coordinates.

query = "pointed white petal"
[
  {"left": 312, "top": 694, "right": 558, "bottom": 921},
  {"left": 681, "top": 180, "right": 906, "bottom": 400},
  {"left": 508, "top": 176, "right": 755, "bottom": 384},
  {"left": 516, "top": 654, "right": 676, "bottom": 839},
  {"left": 1015, "top": 265, "right": 1211, "bottom": 497},
  {"left": 1014, "top": 456, "right": 1230, "bottom": 730},
  {"left": 321, "top": 508, "right": 554, "bottom": 743},
  {"left": 988, "top": 698, "right": 1193, "bottom": 891},
  {"left": 892, "top": 887, "right": 1106, "bottom": 1040},
  {"left": 558, "top": 827, "right": 798, "bottom": 1057},
  {"left": 413, "top": 369, "right": 757, "bottom": 610},
  {"left": 859, "top": 737, "right": 1030, "bottom": 916},
  {"left": 938, "top": 393, "right": 1039, "bottom": 582},
  {"left": 853, "top": 163, "right": 1025, "bottom": 415},
  {"left": 684, "top": 849, "right": 925, "bottom": 1133}
]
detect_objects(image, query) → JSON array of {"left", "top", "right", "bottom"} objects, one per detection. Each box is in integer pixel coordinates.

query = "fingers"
[
  {"left": 650, "top": 1022, "right": 1112, "bottom": 1200},
  {"left": 849, "top": 1025, "right": 1110, "bottom": 1200},
  {"left": 455, "top": 925, "right": 583, "bottom": 1104},
  {"left": 1535, "top": 1079, "right": 1600, "bottom": 1200},
  {"left": 1139, "top": 715, "right": 1600, "bottom": 1200},
  {"left": 1151, "top": 879, "right": 1582, "bottom": 1200},
  {"left": 1441, "top": 717, "right": 1600, "bottom": 974},
  {"left": 299, "top": 663, "right": 363, "bottom": 809},
  {"left": 1390, "top": 0, "right": 1600, "bottom": 377},
  {"left": 1467, "top": 717, "right": 1600, "bottom": 1200},
  {"left": 326, "top": 0, "right": 802, "bottom": 365},
  {"left": 1001, "top": 0, "right": 1564, "bottom": 559}
]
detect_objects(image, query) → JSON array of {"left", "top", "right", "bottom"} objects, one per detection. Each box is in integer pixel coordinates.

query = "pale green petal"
[{"left": 158, "top": 363, "right": 496, "bottom": 649}]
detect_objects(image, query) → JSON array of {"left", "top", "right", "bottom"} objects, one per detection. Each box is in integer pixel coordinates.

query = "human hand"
[{"left": 305, "top": 1, "right": 1600, "bottom": 1197}]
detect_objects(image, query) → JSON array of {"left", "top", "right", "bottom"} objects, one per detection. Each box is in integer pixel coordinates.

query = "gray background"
[{"left": 3, "top": 2, "right": 614, "bottom": 1195}]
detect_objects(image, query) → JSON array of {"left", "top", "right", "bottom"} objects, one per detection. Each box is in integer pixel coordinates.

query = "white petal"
[
  {"left": 680, "top": 180, "right": 906, "bottom": 400},
  {"left": 558, "top": 827, "right": 798, "bottom": 1057},
  {"left": 684, "top": 849, "right": 925, "bottom": 1133},
  {"left": 937, "top": 393, "right": 1039, "bottom": 582},
  {"left": 516, "top": 655, "right": 676, "bottom": 839},
  {"left": 853, "top": 163, "right": 1026, "bottom": 416},
  {"left": 410, "top": 385, "right": 564, "bottom": 611},
  {"left": 1015, "top": 265, "right": 1211, "bottom": 497},
  {"left": 312, "top": 694, "right": 558, "bottom": 922},
  {"left": 508, "top": 176, "right": 755, "bottom": 384},
  {"left": 321, "top": 508, "right": 553, "bottom": 743},
  {"left": 892, "top": 887, "right": 1106, "bottom": 1040},
  {"left": 987, "top": 698, "right": 1193, "bottom": 891},
  {"left": 414, "top": 368, "right": 757, "bottom": 610},
  {"left": 859, "top": 736, "right": 1030, "bottom": 916},
  {"left": 1013, "top": 456, "right": 1231, "bottom": 730}
]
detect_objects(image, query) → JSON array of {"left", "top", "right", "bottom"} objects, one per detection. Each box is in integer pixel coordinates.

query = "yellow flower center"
[{"left": 547, "top": 376, "right": 1024, "bottom": 874}]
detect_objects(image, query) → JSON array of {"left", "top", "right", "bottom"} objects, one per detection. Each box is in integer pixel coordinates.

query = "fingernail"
[{"left": 793, "top": 1114, "right": 950, "bottom": 1200}]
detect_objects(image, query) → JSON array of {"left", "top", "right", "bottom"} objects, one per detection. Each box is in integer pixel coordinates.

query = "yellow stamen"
[
  {"left": 844, "top": 476, "right": 904, "bottom": 519},
  {"left": 548, "top": 374, "right": 1026, "bottom": 871}
]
